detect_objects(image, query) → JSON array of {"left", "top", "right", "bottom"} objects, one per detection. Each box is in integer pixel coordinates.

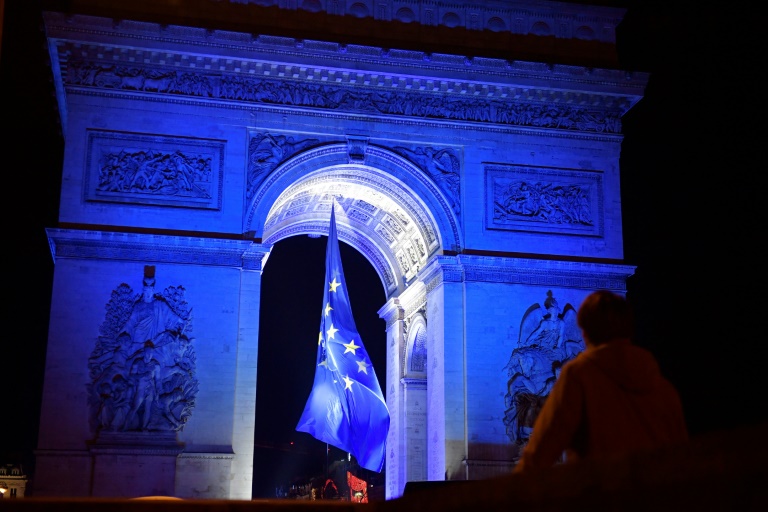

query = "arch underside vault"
[{"left": 250, "top": 143, "right": 462, "bottom": 298}]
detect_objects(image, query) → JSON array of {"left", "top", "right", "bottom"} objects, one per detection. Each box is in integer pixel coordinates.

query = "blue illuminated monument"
[
  {"left": 296, "top": 204, "right": 390, "bottom": 472},
  {"left": 34, "top": 0, "right": 645, "bottom": 501}
]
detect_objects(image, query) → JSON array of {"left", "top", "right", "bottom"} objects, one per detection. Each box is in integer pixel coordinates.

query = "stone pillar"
[
  {"left": 230, "top": 244, "right": 271, "bottom": 499},
  {"left": 35, "top": 229, "right": 266, "bottom": 498},
  {"left": 378, "top": 296, "right": 405, "bottom": 499},
  {"left": 422, "top": 255, "right": 466, "bottom": 481},
  {"left": 400, "top": 288, "right": 428, "bottom": 491},
  {"left": 401, "top": 377, "right": 427, "bottom": 483}
]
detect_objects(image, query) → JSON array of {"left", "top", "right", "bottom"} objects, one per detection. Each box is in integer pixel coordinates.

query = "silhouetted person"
[{"left": 514, "top": 290, "right": 688, "bottom": 472}]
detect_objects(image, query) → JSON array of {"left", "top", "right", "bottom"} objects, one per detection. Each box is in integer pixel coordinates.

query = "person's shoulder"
[{"left": 560, "top": 351, "right": 591, "bottom": 374}]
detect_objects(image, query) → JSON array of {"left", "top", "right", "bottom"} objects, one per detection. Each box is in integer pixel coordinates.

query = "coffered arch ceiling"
[{"left": 248, "top": 143, "right": 462, "bottom": 298}]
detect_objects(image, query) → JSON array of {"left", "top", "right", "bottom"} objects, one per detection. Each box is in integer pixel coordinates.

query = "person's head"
[{"left": 577, "top": 290, "right": 634, "bottom": 347}]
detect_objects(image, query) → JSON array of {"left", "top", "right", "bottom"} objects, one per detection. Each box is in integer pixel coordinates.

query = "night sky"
[{"left": 2, "top": 0, "right": 762, "bottom": 498}]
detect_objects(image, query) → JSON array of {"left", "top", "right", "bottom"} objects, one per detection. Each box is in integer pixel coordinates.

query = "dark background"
[{"left": 1, "top": 0, "right": 763, "bottom": 497}]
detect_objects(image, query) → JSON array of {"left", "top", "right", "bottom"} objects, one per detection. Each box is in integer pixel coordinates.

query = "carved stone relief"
[
  {"left": 65, "top": 61, "right": 624, "bottom": 136},
  {"left": 247, "top": 132, "right": 322, "bottom": 199},
  {"left": 87, "top": 265, "right": 199, "bottom": 434},
  {"left": 485, "top": 164, "right": 603, "bottom": 236},
  {"left": 404, "top": 310, "right": 427, "bottom": 378},
  {"left": 392, "top": 146, "right": 461, "bottom": 217},
  {"left": 85, "top": 130, "right": 224, "bottom": 210},
  {"left": 502, "top": 290, "right": 584, "bottom": 445},
  {"left": 346, "top": 135, "right": 368, "bottom": 163}
]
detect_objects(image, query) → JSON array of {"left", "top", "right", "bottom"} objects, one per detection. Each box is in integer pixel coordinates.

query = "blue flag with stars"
[{"left": 296, "top": 204, "right": 390, "bottom": 472}]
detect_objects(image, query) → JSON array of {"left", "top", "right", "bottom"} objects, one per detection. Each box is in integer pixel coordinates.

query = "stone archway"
[
  {"left": 246, "top": 140, "right": 462, "bottom": 496},
  {"left": 246, "top": 140, "right": 462, "bottom": 298}
]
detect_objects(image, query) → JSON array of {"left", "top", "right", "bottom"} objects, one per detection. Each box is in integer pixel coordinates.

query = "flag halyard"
[{"left": 296, "top": 203, "right": 390, "bottom": 472}]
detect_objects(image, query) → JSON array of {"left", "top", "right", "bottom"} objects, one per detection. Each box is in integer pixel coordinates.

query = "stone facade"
[
  {"left": 0, "top": 464, "right": 28, "bottom": 499},
  {"left": 35, "top": 0, "right": 644, "bottom": 500}
]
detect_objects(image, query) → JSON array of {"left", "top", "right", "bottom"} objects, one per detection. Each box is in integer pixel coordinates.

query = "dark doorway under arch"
[{"left": 252, "top": 234, "right": 388, "bottom": 498}]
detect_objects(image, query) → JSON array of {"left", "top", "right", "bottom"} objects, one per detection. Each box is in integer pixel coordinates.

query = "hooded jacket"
[{"left": 514, "top": 339, "right": 688, "bottom": 472}]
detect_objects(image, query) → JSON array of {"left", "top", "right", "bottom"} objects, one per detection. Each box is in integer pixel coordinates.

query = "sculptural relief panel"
[
  {"left": 502, "top": 290, "right": 584, "bottom": 446},
  {"left": 64, "top": 59, "right": 626, "bottom": 137},
  {"left": 87, "top": 266, "right": 199, "bottom": 435},
  {"left": 85, "top": 130, "right": 224, "bottom": 210},
  {"left": 485, "top": 164, "right": 603, "bottom": 236}
]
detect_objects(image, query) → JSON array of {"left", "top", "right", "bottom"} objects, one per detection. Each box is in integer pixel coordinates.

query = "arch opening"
[
  {"left": 253, "top": 234, "right": 388, "bottom": 498},
  {"left": 248, "top": 143, "right": 462, "bottom": 298}
]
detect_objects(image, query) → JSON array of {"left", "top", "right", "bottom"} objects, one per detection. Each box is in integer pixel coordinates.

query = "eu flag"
[{"left": 296, "top": 204, "right": 390, "bottom": 472}]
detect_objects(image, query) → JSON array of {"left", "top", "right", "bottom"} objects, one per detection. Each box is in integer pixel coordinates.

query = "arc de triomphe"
[{"left": 34, "top": 0, "right": 644, "bottom": 500}]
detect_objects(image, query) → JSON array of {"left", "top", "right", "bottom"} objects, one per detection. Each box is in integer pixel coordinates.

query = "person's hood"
[{"left": 580, "top": 340, "right": 662, "bottom": 393}]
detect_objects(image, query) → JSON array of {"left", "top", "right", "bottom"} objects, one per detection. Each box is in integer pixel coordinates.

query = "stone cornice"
[
  {"left": 400, "top": 378, "right": 427, "bottom": 389},
  {"left": 44, "top": 11, "right": 647, "bottom": 112},
  {"left": 88, "top": 432, "right": 185, "bottom": 456},
  {"left": 462, "top": 459, "right": 515, "bottom": 469},
  {"left": 43, "top": 1, "right": 628, "bottom": 65},
  {"left": 421, "top": 253, "right": 635, "bottom": 292},
  {"left": 399, "top": 285, "right": 428, "bottom": 321},
  {"left": 458, "top": 253, "right": 635, "bottom": 284},
  {"left": 55, "top": 1, "right": 627, "bottom": 40},
  {"left": 379, "top": 297, "right": 405, "bottom": 329},
  {"left": 178, "top": 452, "right": 236, "bottom": 460},
  {"left": 46, "top": 228, "right": 271, "bottom": 270}
]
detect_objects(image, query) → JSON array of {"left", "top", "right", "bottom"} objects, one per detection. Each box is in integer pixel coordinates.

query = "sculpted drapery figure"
[
  {"left": 119, "top": 270, "right": 187, "bottom": 357},
  {"left": 125, "top": 340, "right": 162, "bottom": 430},
  {"left": 393, "top": 145, "right": 461, "bottom": 216},
  {"left": 503, "top": 291, "right": 584, "bottom": 444},
  {"left": 87, "top": 266, "right": 198, "bottom": 433}
]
